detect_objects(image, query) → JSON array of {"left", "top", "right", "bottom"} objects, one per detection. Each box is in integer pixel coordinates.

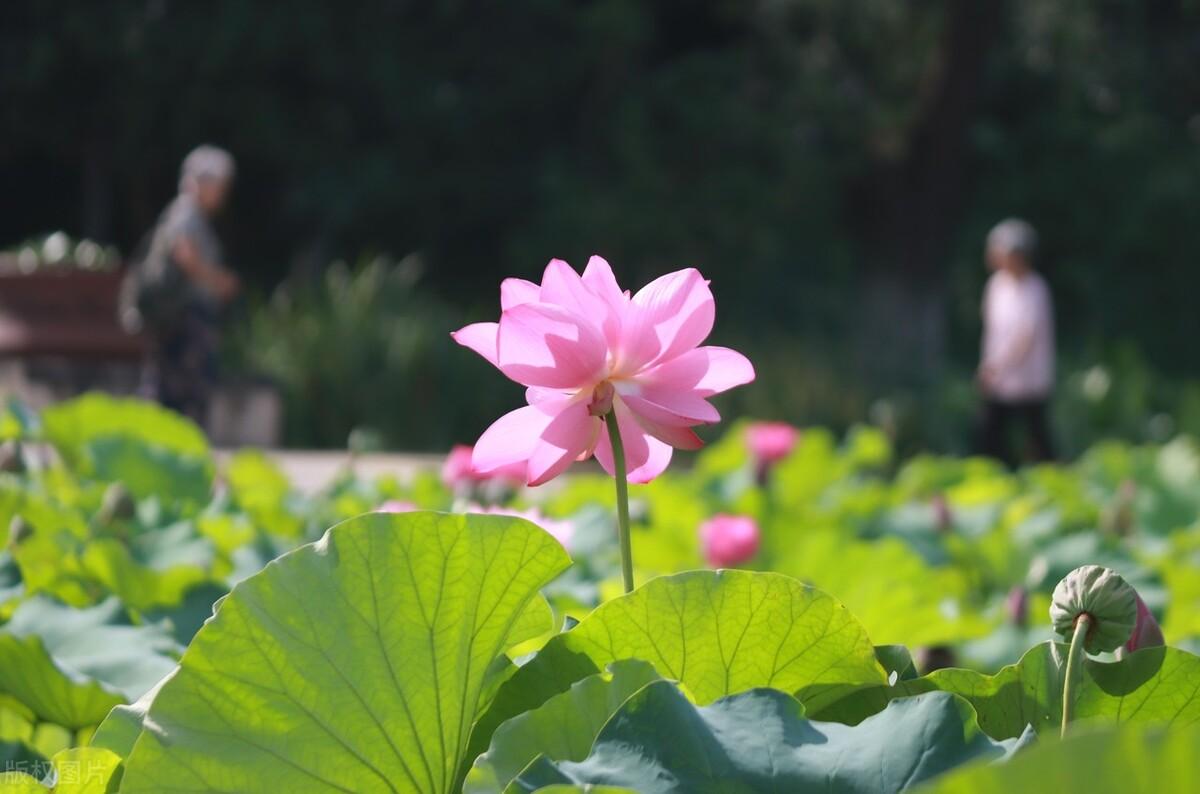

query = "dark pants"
[
  {"left": 140, "top": 304, "right": 218, "bottom": 427},
  {"left": 976, "top": 397, "right": 1055, "bottom": 469}
]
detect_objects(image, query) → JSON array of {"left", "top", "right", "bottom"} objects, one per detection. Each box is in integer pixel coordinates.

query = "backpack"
[{"left": 118, "top": 221, "right": 189, "bottom": 334}]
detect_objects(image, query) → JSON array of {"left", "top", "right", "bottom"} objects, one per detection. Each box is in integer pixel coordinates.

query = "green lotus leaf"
[
  {"left": 41, "top": 395, "right": 213, "bottom": 504},
  {"left": 225, "top": 450, "right": 304, "bottom": 538},
  {"left": 509, "top": 683, "right": 1028, "bottom": 793},
  {"left": 774, "top": 529, "right": 991, "bottom": 647},
  {"left": 560, "top": 570, "right": 887, "bottom": 710},
  {"left": 812, "top": 641, "right": 1200, "bottom": 739},
  {"left": 0, "top": 597, "right": 179, "bottom": 729},
  {"left": 465, "top": 659, "right": 661, "bottom": 793},
  {"left": 464, "top": 634, "right": 608, "bottom": 783},
  {"left": 118, "top": 511, "right": 571, "bottom": 794},
  {"left": 917, "top": 721, "right": 1200, "bottom": 793}
]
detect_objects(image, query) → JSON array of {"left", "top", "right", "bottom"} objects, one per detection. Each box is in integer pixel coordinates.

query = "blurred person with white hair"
[
  {"left": 976, "top": 217, "right": 1056, "bottom": 467},
  {"left": 121, "top": 144, "right": 241, "bottom": 425}
]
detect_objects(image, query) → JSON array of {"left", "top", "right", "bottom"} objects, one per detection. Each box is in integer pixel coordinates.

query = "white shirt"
[{"left": 981, "top": 270, "right": 1055, "bottom": 400}]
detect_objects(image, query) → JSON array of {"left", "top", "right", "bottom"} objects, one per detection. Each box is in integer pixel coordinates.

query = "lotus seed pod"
[{"left": 1050, "top": 564, "right": 1138, "bottom": 653}]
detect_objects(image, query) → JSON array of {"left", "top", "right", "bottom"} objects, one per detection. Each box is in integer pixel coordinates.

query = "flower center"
[{"left": 587, "top": 381, "right": 615, "bottom": 417}]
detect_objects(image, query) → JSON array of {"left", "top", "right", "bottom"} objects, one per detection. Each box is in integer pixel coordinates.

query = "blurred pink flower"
[
  {"left": 931, "top": 493, "right": 953, "bottom": 533},
  {"left": 473, "top": 505, "right": 573, "bottom": 549},
  {"left": 452, "top": 257, "right": 755, "bottom": 486},
  {"left": 745, "top": 421, "right": 799, "bottom": 465},
  {"left": 1005, "top": 585, "right": 1029, "bottom": 628},
  {"left": 441, "top": 444, "right": 525, "bottom": 489},
  {"left": 376, "top": 500, "right": 418, "bottom": 514},
  {"left": 442, "top": 444, "right": 477, "bottom": 486},
  {"left": 699, "top": 514, "right": 760, "bottom": 567},
  {"left": 1125, "top": 593, "right": 1165, "bottom": 653}
]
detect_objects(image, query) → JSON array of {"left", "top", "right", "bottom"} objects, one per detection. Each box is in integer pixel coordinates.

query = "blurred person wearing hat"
[{"left": 976, "top": 218, "right": 1056, "bottom": 467}]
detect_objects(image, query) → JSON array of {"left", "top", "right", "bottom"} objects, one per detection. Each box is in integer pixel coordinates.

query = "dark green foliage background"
[{"left": 3, "top": 1, "right": 1199, "bottom": 451}]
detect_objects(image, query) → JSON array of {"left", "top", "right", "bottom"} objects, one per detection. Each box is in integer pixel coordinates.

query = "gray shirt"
[{"left": 144, "top": 193, "right": 228, "bottom": 308}]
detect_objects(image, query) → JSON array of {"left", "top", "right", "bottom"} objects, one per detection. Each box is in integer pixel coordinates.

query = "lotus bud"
[
  {"left": 1050, "top": 565, "right": 1138, "bottom": 653},
  {"left": 441, "top": 445, "right": 477, "bottom": 488},
  {"left": 442, "top": 444, "right": 526, "bottom": 493},
  {"left": 745, "top": 422, "right": 799, "bottom": 484},
  {"left": 745, "top": 422, "right": 799, "bottom": 465},
  {"left": 931, "top": 493, "right": 953, "bottom": 533},
  {"left": 1124, "top": 593, "right": 1165, "bottom": 654},
  {"left": 1006, "top": 585, "right": 1029, "bottom": 628},
  {"left": 699, "top": 514, "right": 760, "bottom": 567}
]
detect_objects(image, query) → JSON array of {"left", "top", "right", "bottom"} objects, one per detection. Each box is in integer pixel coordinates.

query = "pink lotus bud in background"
[
  {"left": 1006, "top": 585, "right": 1028, "bottom": 628},
  {"left": 931, "top": 493, "right": 953, "bottom": 533},
  {"left": 745, "top": 422, "right": 799, "bottom": 466},
  {"left": 442, "top": 444, "right": 477, "bottom": 487},
  {"left": 699, "top": 514, "right": 760, "bottom": 567},
  {"left": 442, "top": 444, "right": 526, "bottom": 489},
  {"left": 376, "top": 500, "right": 417, "bottom": 514},
  {"left": 1125, "top": 593, "right": 1165, "bottom": 653}
]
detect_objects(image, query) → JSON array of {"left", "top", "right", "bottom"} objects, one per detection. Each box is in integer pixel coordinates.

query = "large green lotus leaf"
[
  {"left": 464, "top": 659, "right": 661, "bottom": 793},
  {"left": 118, "top": 511, "right": 571, "bottom": 794},
  {"left": 509, "top": 683, "right": 1028, "bottom": 793},
  {"left": 0, "top": 597, "right": 179, "bottom": 729},
  {"left": 559, "top": 570, "right": 887, "bottom": 710},
  {"left": 774, "top": 529, "right": 991, "bottom": 647},
  {"left": 41, "top": 394, "right": 212, "bottom": 504},
  {"left": 917, "top": 722, "right": 1200, "bottom": 793},
  {"left": 0, "top": 746, "right": 123, "bottom": 793},
  {"left": 813, "top": 641, "right": 1200, "bottom": 740}
]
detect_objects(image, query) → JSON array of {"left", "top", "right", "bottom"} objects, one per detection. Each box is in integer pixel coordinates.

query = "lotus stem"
[
  {"left": 1061, "top": 613, "right": 1091, "bottom": 737},
  {"left": 605, "top": 412, "right": 635, "bottom": 594}
]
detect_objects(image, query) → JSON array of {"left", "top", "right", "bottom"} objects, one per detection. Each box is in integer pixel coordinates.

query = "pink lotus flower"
[
  {"left": 1125, "top": 593, "right": 1165, "bottom": 653},
  {"left": 699, "top": 514, "right": 760, "bottom": 567},
  {"left": 441, "top": 444, "right": 525, "bottom": 489},
  {"left": 452, "top": 257, "right": 755, "bottom": 485},
  {"left": 745, "top": 422, "right": 799, "bottom": 465}
]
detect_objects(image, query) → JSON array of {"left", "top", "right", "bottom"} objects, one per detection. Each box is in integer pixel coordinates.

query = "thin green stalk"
[
  {"left": 605, "top": 412, "right": 635, "bottom": 594},
  {"left": 1061, "top": 613, "right": 1092, "bottom": 737}
]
